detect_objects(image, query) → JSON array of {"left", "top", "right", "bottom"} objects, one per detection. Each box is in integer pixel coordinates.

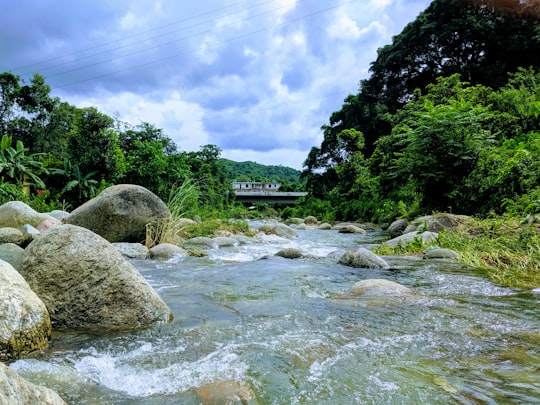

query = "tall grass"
[
  {"left": 145, "top": 179, "right": 200, "bottom": 248},
  {"left": 377, "top": 215, "right": 540, "bottom": 289}
]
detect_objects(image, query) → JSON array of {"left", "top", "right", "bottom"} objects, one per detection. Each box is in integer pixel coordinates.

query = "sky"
[{"left": 1, "top": 0, "right": 431, "bottom": 170}]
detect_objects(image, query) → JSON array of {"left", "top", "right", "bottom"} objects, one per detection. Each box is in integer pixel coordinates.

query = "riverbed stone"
[
  {"left": 149, "top": 243, "right": 188, "bottom": 259},
  {"left": 66, "top": 184, "right": 171, "bottom": 243},
  {"left": 0, "top": 260, "right": 51, "bottom": 362},
  {"left": 213, "top": 236, "right": 239, "bottom": 247},
  {"left": 387, "top": 218, "right": 409, "bottom": 237},
  {"left": 338, "top": 225, "right": 367, "bottom": 234},
  {"left": 17, "top": 224, "right": 173, "bottom": 331},
  {"left": 0, "top": 201, "right": 59, "bottom": 229},
  {"left": 194, "top": 380, "right": 254, "bottom": 405},
  {"left": 318, "top": 222, "right": 332, "bottom": 230},
  {"left": 341, "top": 279, "right": 412, "bottom": 297},
  {"left": 258, "top": 223, "right": 298, "bottom": 239},
  {"left": 0, "top": 227, "right": 25, "bottom": 245},
  {"left": 275, "top": 247, "right": 308, "bottom": 259},
  {"left": 304, "top": 216, "right": 318, "bottom": 225},
  {"left": 184, "top": 236, "right": 218, "bottom": 249},
  {"left": 423, "top": 248, "right": 460, "bottom": 260},
  {"left": 384, "top": 231, "right": 439, "bottom": 248},
  {"left": 113, "top": 242, "right": 149, "bottom": 259},
  {"left": 0, "top": 243, "right": 25, "bottom": 268},
  {"left": 338, "top": 248, "right": 390, "bottom": 269},
  {"left": 0, "top": 363, "right": 66, "bottom": 405}
]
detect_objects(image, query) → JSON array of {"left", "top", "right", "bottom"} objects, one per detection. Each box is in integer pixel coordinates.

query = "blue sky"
[{"left": 1, "top": 0, "right": 430, "bottom": 169}]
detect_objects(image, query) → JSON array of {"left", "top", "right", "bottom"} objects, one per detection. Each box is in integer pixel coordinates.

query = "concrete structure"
[{"left": 232, "top": 181, "right": 282, "bottom": 192}]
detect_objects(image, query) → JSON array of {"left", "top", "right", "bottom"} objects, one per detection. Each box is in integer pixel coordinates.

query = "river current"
[{"left": 10, "top": 221, "right": 540, "bottom": 404}]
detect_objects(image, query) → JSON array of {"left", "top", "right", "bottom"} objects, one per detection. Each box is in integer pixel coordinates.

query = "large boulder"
[
  {"left": 0, "top": 201, "right": 59, "bottom": 228},
  {"left": 0, "top": 363, "right": 66, "bottom": 405},
  {"left": 17, "top": 225, "right": 173, "bottom": 331},
  {"left": 338, "top": 248, "right": 390, "bottom": 269},
  {"left": 0, "top": 260, "right": 51, "bottom": 362},
  {"left": 66, "top": 184, "right": 171, "bottom": 243}
]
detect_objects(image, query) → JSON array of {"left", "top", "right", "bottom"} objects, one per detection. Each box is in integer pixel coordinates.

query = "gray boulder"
[
  {"left": 113, "top": 242, "right": 149, "bottom": 259},
  {"left": 184, "top": 236, "right": 218, "bottom": 249},
  {"left": 304, "top": 216, "right": 318, "bottom": 225},
  {"left": 213, "top": 236, "right": 238, "bottom": 247},
  {"left": 0, "top": 260, "right": 51, "bottom": 362},
  {"left": 66, "top": 184, "right": 171, "bottom": 243},
  {"left": 0, "top": 363, "right": 66, "bottom": 405},
  {"left": 0, "top": 201, "right": 58, "bottom": 228},
  {"left": 338, "top": 225, "right": 367, "bottom": 234},
  {"left": 0, "top": 227, "right": 25, "bottom": 245},
  {"left": 17, "top": 225, "right": 173, "bottom": 331},
  {"left": 275, "top": 247, "right": 308, "bottom": 259},
  {"left": 318, "top": 222, "right": 332, "bottom": 230},
  {"left": 149, "top": 243, "right": 188, "bottom": 259},
  {"left": 338, "top": 248, "right": 390, "bottom": 269},
  {"left": 385, "top": 231, "right": 439, "bottom": 248},
  {"left": 341, "top": 279, "right": 412, "bottom": 297},
  {"left": 387, "top": 218, "right": 409, "bottom": 237},
  {"left": 258, "top": 223, "right": 298, "bottom": 239},
  {"left": 48, "top": 210, "right": 70, "bottom": 222},
  {"left": 0, "top": 243, "right": 25, "bottom": 268}
]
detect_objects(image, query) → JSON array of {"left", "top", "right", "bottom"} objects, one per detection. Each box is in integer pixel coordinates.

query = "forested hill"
[{"left": 220, "top": 158, "right": 302, "bottom": 185}]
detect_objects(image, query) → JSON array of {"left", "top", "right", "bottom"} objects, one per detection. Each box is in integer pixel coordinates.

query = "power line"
[
  {"left": 13, "top": 0, "right": 280, "bottom": 74},
  {"left": 52, "top": 0, "right": 357, "bottom": 89},
  {"left": 41, "top": 0, "right": 305, "bottom": 80}
]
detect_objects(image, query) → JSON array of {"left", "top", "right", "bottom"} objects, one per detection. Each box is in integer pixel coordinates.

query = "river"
[{"left": 10, "top": 221, "right": 540, "bottom": 404}]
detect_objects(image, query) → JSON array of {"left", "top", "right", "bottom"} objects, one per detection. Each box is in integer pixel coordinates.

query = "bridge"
[{"left": 233, "top": 191, "right": 308, "bottom": 206}]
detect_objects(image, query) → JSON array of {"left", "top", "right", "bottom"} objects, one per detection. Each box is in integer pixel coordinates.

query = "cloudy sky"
[{"left": 1, "top": 0, "right": 430, "bottom": 169}]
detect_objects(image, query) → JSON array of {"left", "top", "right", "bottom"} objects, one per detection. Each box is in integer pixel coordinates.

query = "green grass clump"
[{"left": 377, "top": 215, "right": 539, "bottom": 289}]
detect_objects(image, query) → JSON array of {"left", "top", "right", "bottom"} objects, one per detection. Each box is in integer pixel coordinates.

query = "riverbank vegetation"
[{"left": 1, "top": 0, "right": 539, "bottom": 287}]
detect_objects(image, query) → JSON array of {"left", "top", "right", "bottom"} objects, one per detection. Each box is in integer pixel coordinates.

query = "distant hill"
[{"left": 220, "top": 159, "right": 303, "bottom": 187}]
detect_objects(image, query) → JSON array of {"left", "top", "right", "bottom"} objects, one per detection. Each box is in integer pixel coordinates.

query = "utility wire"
[
  {"left": 52, "top": 0, "right": 357, "bottom": 89},
  {"left": 13, "top": 0, "right": 282, "bottom": 74},
  {"left": 42, "top": 0, "right": 305, "bottom": 79}
]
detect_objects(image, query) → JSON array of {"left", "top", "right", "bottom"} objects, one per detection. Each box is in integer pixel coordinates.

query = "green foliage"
[
  {"left": 221, "top": 158, "right": 303, "bottom": 187},
  {"left": 50, "top": 158, "right": 99, "bottom": 206},
  {"left": 0, "top": 135, "right": 48, "bottom": 191}
]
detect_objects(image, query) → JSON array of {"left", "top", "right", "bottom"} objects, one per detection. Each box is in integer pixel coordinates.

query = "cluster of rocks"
[
  {"left": 0, "top": 186, "right": 466, "bottom": 403},
  {"left": 0, "top": 185, "right": 176, "bottom": 404}
]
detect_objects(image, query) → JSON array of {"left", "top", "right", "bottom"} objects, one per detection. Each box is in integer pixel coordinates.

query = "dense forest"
[
  {"left": 1, "top": 0, "right": 539, "bottom": 224},
  {"left": 298, "top": 0, "right": 540, "bottom": 222}
]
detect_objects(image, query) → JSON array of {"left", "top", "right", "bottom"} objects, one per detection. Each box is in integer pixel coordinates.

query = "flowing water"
[{"left": 10, "top": 221, "right": 540, "bottom": 404}]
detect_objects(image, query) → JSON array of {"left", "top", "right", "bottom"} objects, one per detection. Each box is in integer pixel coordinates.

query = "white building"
[{"left": 232, "top": 181, "right": 281, "bottom": 192}]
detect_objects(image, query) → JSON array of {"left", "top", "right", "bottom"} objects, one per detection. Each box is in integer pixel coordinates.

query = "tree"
[
  {"left": 50, "top": 158, "right": 99, "bottom": 205},
  {"left": 67, "top": 107, "right": 125, "bottom": 183},
  {"left": 0, "top": 135, "right": 47, "bottom": 194}
]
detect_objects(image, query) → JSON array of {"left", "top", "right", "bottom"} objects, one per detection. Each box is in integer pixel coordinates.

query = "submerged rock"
[
  {"left": 194, "top": 380, "right": 254, "bottom": 405},
  {"left": 338, "top": 225, "right": 366, "bottom": 234},
  {"left": 341, "top": 279, "right": 412, "bottom": 298}
]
